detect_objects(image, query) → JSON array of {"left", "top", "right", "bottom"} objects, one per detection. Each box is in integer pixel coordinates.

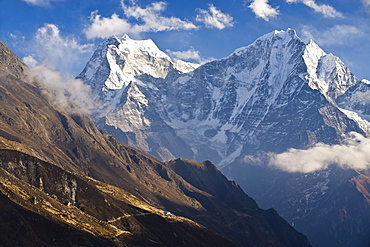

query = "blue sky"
[{"left": 1, "top": 0, "right": 369, "bottom": 79}]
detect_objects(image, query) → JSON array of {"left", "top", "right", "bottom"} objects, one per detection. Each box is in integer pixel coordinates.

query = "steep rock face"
[
  {"left": 0, "top": 41, "right": 312, "bottom": 246},
  {"left": 0, "top": 41, "right": 27, "bottom": 80},
  {"left": 78, "top": 29, "right": 370, "bottom": 247}
]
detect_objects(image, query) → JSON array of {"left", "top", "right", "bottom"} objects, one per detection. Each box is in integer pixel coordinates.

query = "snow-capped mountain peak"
[
  {"left": 77, "top": 34, "right": 200, "bottom": 94},
  {"left": 232, "top": 28, "right": 300, "bottom": 57},
  {"left": 121, "top": 33, "right": 131, "bottom": 41},
  {"left": 118, "top": 34, "right": 171, "bottom": 61},
  {"left": 303, "top": 39, "right": 358, "bottom": 101}
]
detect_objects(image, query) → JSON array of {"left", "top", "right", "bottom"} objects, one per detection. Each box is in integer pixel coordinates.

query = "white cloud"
[
  {"left": 85, "top": 12, "right": 132, "bottom": 39},
  {"left": 196, "top": 4, "right": 234, "bottom": 29},
  {"left": 21, "top": 24, "right": 98, "bottom": 114},
  {"left": 26, "top": 65, "right": 99, "bottom": 114},
  {"left": 122, "top": 1, "right": 197, "bottom": 32},
  {"left": 29, "top": 23, "right": 93, "bottom": 74},
  {"left": 167, "top": 47, "right": 201, "bottom": 61},
  {"left": 269, "top": 132, "right": 370, "bottom": 173},
  {"left": 248, "top": 0, "right": 279, "bottom": 21},
  {"left": 286, "top": 0, "right": 343, "bottom": 18},
  {"left": 22, "top": 55, "right": 39, "bottom": 67},
  {"left": 85, "top": 1, "right": 197, "bottom": 39},
  {"left": 166, "top": 47, "right": 211, "bottom": 64},
  {"left": 9, "top": 33, "right": 17, "bottom": 39},
  {"left": 302, "top": 25, "right": 364, "bottom": 46},
  {"left": 8, "top": 32, "right": 25, "bottom": 41},
  {"left": 361, "top": 0, "right": 370, "bottom": 12},
  {"left": 22, "top": 0, "right": 62, "bottom": 6}
]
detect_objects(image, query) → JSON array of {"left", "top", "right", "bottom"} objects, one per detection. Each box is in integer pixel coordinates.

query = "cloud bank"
[
  {"left": 248, "top": 0, "right": 279, "bottom": 21},
  {"left": 286, "top": 0, "right": 343, "bottom": 18},
  {"left": 85, "top": 1, "right": 197, "bottom": 39},
  {"left": 196, "top": 4, "right": 234, "bottom": 29},
  {"left": 269, "top": 132, "right": 370, "bottom": 173}
]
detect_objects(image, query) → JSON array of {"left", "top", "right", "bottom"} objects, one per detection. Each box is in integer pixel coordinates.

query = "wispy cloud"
[
  {"left": 122, "top": 1, "right": 197, "bottom": 32},
  {"left": 26, "top": 65, "right": 99, "bottom": 114},
  {"left": 302, "top": 25, "right": 364, "bottom": 46},
  {"left": 25, "top": 23, "right": 93, "bottom": 75},
  {"left": 85, "top": 0, "right": 197, "bottom": 39},
  {"left": 23, "top": 55, "right": 39, "bottom": 67},
  {"left": 269, "top": 132, "right": 370, "bottom": 173},
  {"left": 286, "top": 0, "right": 343, "bottom": 18},
  {"left": 8, "top": 32, "right": 25, "bottom": 42},
  {"left": 361, "top": 0, "right": 370, "bottom": 13},
  {"left": 21, "top": 24, "right": 97, "bottom": 114},
  {"left": 196, "top": 4, "right": 234, "bottom": 29},
  {"left": 247, "top": 0, "right": 279, "bottom": 21},
  {"left": 21, "top": 0, "right": 62, "bottom": 7},
  {"left": 166, "top": 47, "right": 212, "bottom": 64}
]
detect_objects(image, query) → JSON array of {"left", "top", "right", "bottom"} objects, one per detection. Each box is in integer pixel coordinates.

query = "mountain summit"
[
  {"left": 78, "top": 34, "right": 198, "bottom": 92},
  {"left": 78, "top": 29, "right": 370, "bottom": 247}
]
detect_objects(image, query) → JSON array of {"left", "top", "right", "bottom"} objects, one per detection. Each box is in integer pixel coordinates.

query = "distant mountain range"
[
  {"left": 0, "top": 40, "right": 311, "bottom": 246},
  {"left": 77, "top": 29, "right": 370, "bottom": 247}
]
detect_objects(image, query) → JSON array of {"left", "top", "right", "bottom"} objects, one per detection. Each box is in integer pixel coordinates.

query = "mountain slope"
[
  {"left": 168, "top": 158, "right": 311, "bottom": 247},
  {"left": 0, "top": 40, "right": 311, "bottom": 246},
  {"left": 77, "top": 30, "right": 370, "bottom": 247},
  {"left": 0, "top": 149, "right": 237, "bottom": 247}
]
